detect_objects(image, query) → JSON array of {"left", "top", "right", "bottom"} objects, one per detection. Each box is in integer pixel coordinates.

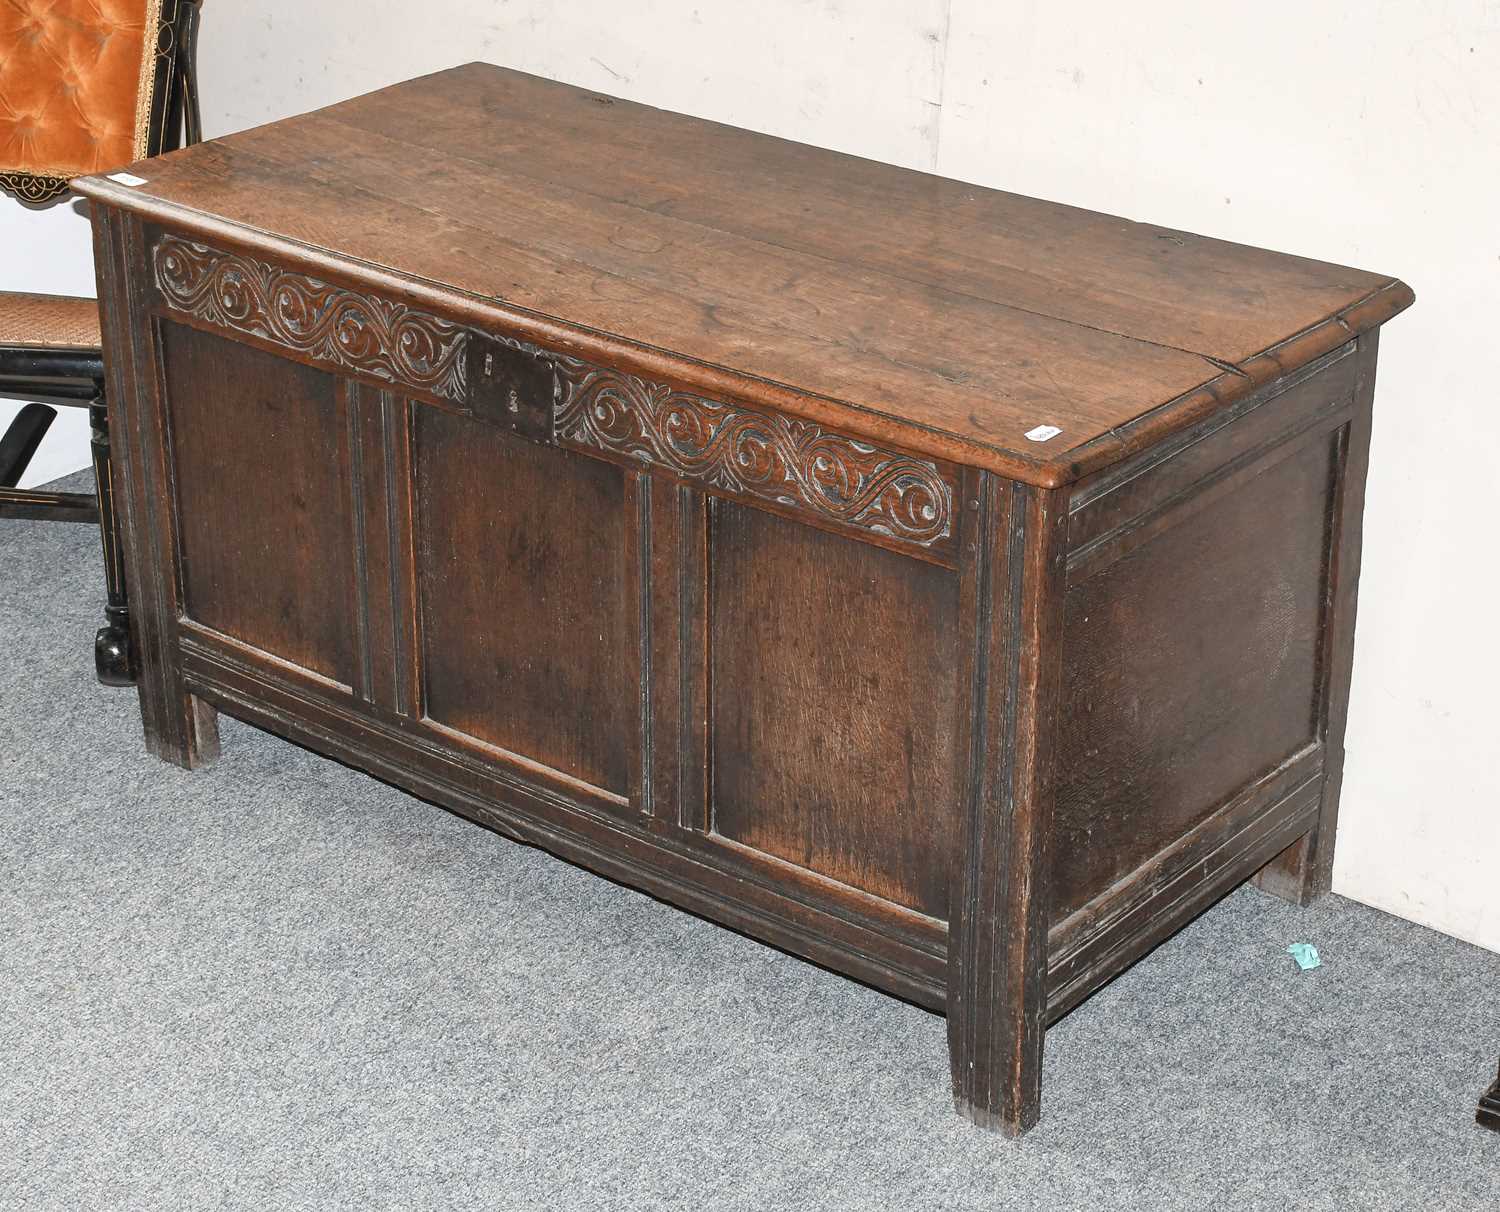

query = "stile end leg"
[
  {"left": 951, "top": 1090, "right": 1039, "bottom": 1138},
  {"left": 946, "top": 974, "right": 1046, "bottom": 1138},
  {"left": 143, "top": 692, "right": 220, "bottom": 770},
  {"left": 1251, "top": 831, "right": 1326, "bottom": 906},
  {"left": 1252, "top": 820, "right": 1336, "bottom": 907}
]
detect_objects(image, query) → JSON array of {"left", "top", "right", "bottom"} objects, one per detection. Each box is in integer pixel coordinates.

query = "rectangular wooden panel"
[
  {"left": 412, "top": 406, "right": 636, "bottom": 799},
  {"left": 709, "top": 501, "right": 962, "bottom": 918},
  {"left": 1051, "top": 429, "right": 1340, "bottom": 922},
  {"left": 159, "top": 321, "right": 358, "bottom": 687}
]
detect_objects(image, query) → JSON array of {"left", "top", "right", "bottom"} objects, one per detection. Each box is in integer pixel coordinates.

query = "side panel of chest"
[{"left": 1046, "top": 343, "right": 1370, "bottom": 1013}]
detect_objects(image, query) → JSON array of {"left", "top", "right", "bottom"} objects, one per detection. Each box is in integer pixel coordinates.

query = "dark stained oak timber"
[
  {"left": 710, "top": 501, "right": 964, "bottom": 917},
  {"left": 948, "top": 474, "right": 1068, "bottom": 1134},
  {"left": 90, "top": 207, "right": 219, "bottom": 770},
  {"left": 413, "top": 407, "right": 638, "bottom": 802},
  {"left": 161, "top": 323, "right": 360, "bottom": 689},
  {"left": 75, "top": 64, "right": 1412, "bottom": 488},
  {"left": 76, "top": 64, "right": 1413, "bottom": 1136},
  {"left": 1054, "top": 426, "right": 1335, "bottom": 921}
]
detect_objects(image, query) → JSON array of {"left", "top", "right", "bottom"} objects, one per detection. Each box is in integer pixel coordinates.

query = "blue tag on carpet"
[{"left": 1288, "top": 943, "right": 1321, "bottom": 971}]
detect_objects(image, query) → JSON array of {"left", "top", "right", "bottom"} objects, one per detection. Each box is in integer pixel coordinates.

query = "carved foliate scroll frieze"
[
  {"left": 150, "top": 234, "right": 955, "bottom": 550},
  {"left": 554, "top": 359, "right": 954, "bottom": 548},
  {"left": 152, "top": 236, "right": 469, "bottom": 402}
]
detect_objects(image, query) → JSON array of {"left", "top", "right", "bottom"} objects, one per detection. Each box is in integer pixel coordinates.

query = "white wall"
[
  {"left": 930, "top": 6, "right": 1500, "bottom": 954},
  {"left": 10, "top": 2, "right": 1496, "bottom": 950}
]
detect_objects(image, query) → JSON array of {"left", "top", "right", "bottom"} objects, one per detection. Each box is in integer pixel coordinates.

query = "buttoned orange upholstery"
[{"left": 0, "top": 1, "right": 160, "bottom": 181}]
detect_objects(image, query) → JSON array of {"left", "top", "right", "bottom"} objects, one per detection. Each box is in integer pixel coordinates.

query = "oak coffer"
[{"left": 75, "top": 63, "right": 1413, "bottom": 1136}]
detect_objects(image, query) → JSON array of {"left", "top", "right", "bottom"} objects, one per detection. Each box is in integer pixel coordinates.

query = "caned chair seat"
[{"left": 0, "top": 291, "right": 102, "bottom": 350}]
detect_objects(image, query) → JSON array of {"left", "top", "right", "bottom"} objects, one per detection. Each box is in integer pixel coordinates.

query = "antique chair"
[
  {"left": 0, "top": 0, "right": 203, "bottom": 684},
  {"left": 1481, "top": 1060, "right": 1500, "bottom": 1131}
]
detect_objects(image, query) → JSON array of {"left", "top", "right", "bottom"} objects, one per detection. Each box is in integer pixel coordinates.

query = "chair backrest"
[{"left": 0, "top": 0, "right": 201, "bottom": 206}]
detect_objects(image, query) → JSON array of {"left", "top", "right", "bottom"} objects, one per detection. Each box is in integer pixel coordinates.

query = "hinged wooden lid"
[{"left": 74, "top": 63, "right": 1413, "bottom": 487}]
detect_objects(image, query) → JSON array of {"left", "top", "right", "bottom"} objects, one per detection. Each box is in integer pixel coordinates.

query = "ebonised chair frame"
[
  {"left": 0, "top": 0, "right": 204, "bottom": 685},
  {"left": 1480, "top": 1060, "right": 1500, "bottom": 1132}
]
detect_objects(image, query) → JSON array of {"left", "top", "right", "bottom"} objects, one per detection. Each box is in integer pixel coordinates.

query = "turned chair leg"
[{"left": 89, "top": 394, "right": 135, "bottom": 686}]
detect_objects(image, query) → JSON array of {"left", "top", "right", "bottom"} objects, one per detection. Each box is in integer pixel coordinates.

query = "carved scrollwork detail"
[
  {"left": 152, "top": 236, "right": 468, "bottom": 402},
  {"left": 150, "top": 235, "right": 953, "bottom": 547},
  {"left": 555, "top": 359, "right": 953, "bottom": 547}
]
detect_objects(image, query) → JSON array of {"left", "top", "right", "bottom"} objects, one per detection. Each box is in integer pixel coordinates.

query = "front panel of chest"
[{"left": 145, "top": 230, "right": 967, "bottom": 957}]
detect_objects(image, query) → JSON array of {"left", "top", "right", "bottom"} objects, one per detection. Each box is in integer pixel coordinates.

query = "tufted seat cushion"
[
  {"left": 0, "top": 1, "right": 160, "bottom": 183},
  {"left": 0, "top": 291, "right": 102, "bottom": 349}
]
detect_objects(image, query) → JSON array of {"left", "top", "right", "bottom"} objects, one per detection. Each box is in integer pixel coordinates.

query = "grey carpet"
[{"left": 3, "top": 474, "right": 1497, "bottom": 1211}]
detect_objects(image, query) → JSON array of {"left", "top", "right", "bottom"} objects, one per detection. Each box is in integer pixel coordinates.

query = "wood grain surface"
[
  {"left": 413, "top": 406, "right": 637, "bottom": 798},
  {"left": 75, "top": 63, "right": 1413, "bottom": 486},
  {"left": 161, "top": 322, "right": 359, "bottom": 688},
  {"left": 709, "top": 500, "right": 963, "bottom": 917}
]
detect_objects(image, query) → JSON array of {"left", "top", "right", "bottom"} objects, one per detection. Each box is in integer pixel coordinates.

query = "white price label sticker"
[
  {"left": 106, "top": 172, "right": 148, "bottom": 187},
  {"left": 1024, "top": 424, "right": 1062, "bottom": 443}
]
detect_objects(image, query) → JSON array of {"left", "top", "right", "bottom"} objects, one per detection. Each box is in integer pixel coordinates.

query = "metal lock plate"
[{"left": 467, "top": 334, "right": 556, "bottom": 444}]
